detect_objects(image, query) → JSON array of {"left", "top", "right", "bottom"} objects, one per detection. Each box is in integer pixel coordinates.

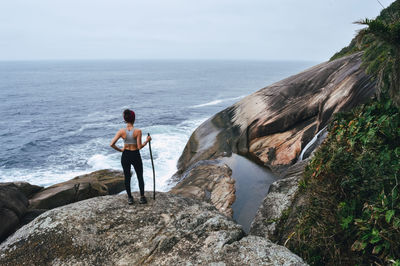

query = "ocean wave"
[
  {"left": 0, "top": 117, "right": 205, "bottom": 192},
  {"left": 190, "top": 95, "right": 246, "bottom": 108},
  {"left": 20, "top": 139, "right": 52, "bottom": 152}
]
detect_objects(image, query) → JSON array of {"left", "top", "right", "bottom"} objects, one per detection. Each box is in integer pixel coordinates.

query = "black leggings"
[{"left": 121, "top": 150, "right": 144, "bottom": 197}]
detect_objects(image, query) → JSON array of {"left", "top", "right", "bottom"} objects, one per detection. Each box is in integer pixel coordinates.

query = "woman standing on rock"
[{"left": 110, "top": 109, "right": 151, "bottom": 205}]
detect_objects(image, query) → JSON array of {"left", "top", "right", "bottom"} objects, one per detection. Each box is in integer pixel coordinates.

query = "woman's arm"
[
  {"left": 136, "top": 129, "right": 151, "bottom": 150},
  {"left": 110, "top": 130, "right": 124, "bottom": 152}
]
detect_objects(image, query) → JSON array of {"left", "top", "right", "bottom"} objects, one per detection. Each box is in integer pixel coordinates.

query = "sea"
[{"left": 0, "top": 60, "right": 317, "bottom": 192}]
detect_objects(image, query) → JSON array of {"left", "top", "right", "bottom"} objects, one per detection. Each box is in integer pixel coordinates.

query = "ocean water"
[{"left": 0, "top": 60, "right": 316, "bottom": 192}]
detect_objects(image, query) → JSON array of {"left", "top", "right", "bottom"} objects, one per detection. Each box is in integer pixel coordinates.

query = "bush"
[{"left": 287, "top": 99, "right": 400, "bottom": 265}]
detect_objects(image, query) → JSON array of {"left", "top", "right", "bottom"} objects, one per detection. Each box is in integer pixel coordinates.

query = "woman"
[{"left": 110, "top": 109, "right": 151, "bottom": 205}]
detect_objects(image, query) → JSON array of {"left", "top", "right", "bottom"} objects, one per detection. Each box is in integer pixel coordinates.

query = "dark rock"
[
  {"left": 1, "top": 182, "right": 43, "bottom": 198},
  {"left": 20, "top": 209, "right": 47, "bottom": 226},
  {"left": 0, "top": 185, "right": 29, "bottom": 242},
  {"left": 28, "top": 169, "right": 124, "bottom": 210},
  {"left": 0, "top": 193, "right": 306, "bottom": 265}
]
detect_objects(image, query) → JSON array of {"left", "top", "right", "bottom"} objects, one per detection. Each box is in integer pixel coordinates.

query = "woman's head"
[{"left": 123, "top": 109, "right": 135, "bottom": 124}]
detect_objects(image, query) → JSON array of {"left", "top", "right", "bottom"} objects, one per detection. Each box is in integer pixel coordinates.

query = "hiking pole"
[{"left": 147, "top": 133, "right": 155, "bottom": 200}]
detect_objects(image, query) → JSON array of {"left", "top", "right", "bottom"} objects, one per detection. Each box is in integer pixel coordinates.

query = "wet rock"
[
  {"left": 28, "top": 169, "right": 124, "bottom": 210},
  {"left": 176, "top": 52, "right": 375, "bottom": 176},
  {"left": 170, "top": 159, "right": 236, "bottom": 217},
  {"left": 0, "top": 193, "right": 306, "bottom": 265},
  {"left": 0, "top": 184, "right": 29, "bottom": 242},
  {"left": 249, "top": 160, "right": 309, "bottom": 239}
]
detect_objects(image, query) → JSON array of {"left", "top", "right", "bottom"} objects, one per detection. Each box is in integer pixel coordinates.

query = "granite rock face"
[
  {"left": 0, "top": 193, "right": 306, "bottom": 265},
  {"left": 170, "top": 159, "right": 236, "bottom": 217},
  {"left": 176, "top": 52, "right": 375, "bottom": 175},
  {"left": 28, "top": 169, "right": 125, "bottom": 210},
  {"left": 249, "top": 160, "right": 309, "bottom": 238},
  {"left": 0, "top": 184, "right": 29, "bottom": 242}
]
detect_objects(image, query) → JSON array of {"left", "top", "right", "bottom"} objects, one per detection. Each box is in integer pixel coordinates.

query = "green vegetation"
[
  {"left": 331, "top": 0, "right": 400, "bottom": 106},
  {"left": 284, "top": 1, "right": 400, "bottom": 265},
  {"left": 288, "top": 100, "right": 400, "bottom": 265}
]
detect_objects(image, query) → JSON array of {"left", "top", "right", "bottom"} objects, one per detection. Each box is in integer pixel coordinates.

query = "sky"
[{"left": 0, "top": 0, "right": 396, "bottom": 61}]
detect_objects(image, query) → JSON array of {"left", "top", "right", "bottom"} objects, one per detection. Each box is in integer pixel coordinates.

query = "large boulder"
[
  {"left": 28, "top": 169, "right": 125, "bottom": 210},
  {"left": 0, "top": 184, "right": 29, "bottom": 242},
  {"left": 170, "top": 159, "right": 236, "bottom": 217},
  {"left": 176, "top": 52, "right": 376, "bottom": 176},
  {"left": 0, "top": 193, "right": 306, "bottom": 265}
]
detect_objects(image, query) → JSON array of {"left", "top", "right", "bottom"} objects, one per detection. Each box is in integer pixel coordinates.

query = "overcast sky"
[{"left": 0, "top": 0, "right": 395, "bottom": 61}]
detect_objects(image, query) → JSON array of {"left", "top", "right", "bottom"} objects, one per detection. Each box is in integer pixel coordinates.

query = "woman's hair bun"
[{"left": 123, "top": 109, "right": 135, "bottom": 123}]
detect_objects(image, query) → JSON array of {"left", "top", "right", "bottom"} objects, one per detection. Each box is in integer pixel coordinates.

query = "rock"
[
  {"left": 0, "top": 193, "right": 306, "bottom": 265},
  {"left": 170, "top": 159, "right": 236, "bottom": 217},
  {"left": 28, "top": 169, "right": 125, "bottom": 210},
  {"left": 20, "top": 209, "right": 47, "bottom": 226},
  {"left": 249, "top": 160, "right": 309, "bottom": 239},
  {"left": 0, "top": 184, "right": 29, "bottom": 242},
  {"left": 176, "top": 52, "right": 375, "bottom": 176},
  {"left": 1, "top": 182, "right": 43, "bottom": 198},
  {"left": 219, "top": 235, "right": 306, "bottom": 265}
]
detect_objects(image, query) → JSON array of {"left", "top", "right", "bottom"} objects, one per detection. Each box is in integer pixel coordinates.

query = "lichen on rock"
[{"left": 0, "top": 193, "right": 306, "bottom": 265}]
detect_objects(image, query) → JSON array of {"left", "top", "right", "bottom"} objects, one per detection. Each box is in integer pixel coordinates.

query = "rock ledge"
[{"left": 0, "top": 193, "right": 305, "bottom": 265}]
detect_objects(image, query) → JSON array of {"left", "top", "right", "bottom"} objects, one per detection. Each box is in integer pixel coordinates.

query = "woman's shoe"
[
  {"left": 128, "top": 197, "right": 134, "bottom": 205},
  {"left": 139, "top": 196, "right": 147, "bottom": 204}
]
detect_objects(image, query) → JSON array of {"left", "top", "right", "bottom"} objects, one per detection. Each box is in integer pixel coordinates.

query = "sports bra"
[{"left": 123, "top": 127, "right": 137, "bottom": 145}]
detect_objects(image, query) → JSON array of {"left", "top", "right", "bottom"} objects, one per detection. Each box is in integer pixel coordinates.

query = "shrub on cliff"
[
  {"left": 284, "top": 2, "right": 400, "bottom": 264},
  {"left": 331, "top": 0, "right": 400, "bottom": 106},
  {"left": 287, "top": 99, "right": 400, "bottom": 265}
]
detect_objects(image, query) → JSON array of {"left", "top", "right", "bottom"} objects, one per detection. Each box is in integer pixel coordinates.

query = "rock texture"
[
  {"left": 176, "top": 52, "right": 375, "bottom": 175},
  {"left": 170, "top": 159, "right": 236, "bottom": 217},
  {"left": 0, "top": 170, "right": 125, "bottom": 244},
  {"left": 249, "top": 159, "right": 309, "bottom": 239},
  {"left": 0, "top": 193, "right": 306, "bottom": 265},
  {"left": 29, "top": 169, "right": 125, "bottom": 210},
  {"left": 0, "top": 184, "right": 29, "bottom": 242},
  {"left": 1, "top": 182, "right": 43, "bottom": 198}
]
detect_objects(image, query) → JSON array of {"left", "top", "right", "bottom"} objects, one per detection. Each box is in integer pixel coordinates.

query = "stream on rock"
[{"left": 222, "top": 154, "right": 277, "bottom": 233}]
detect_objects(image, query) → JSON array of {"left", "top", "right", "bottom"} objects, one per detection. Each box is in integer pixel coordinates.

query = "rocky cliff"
[
  {"left": 171, "top": 52, "right": 376, "bottom": 238},
  {"left": 0, "top": 193, "right": 305, "bottom": 265},
  {"left": 175, "top": 52, "right": 375, "bottom": 176},
  {"left": 0, "top": 48, "right": 378, "bottom": 266}
]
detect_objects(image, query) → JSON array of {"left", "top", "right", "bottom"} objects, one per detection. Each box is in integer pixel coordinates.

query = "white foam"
[
  {"left": 87, "top": 154, "right": 113, "bottom": 170},
  {"left": 136, "top": 117, "right": 208, "bottom": 191},
  {"left": 191, "top": 95, "right": 246, "bottom": 108},
  {"left": 0, "top": 117, "right": 207, "bottom": 192},
  {"left": 0, "top": 167, "right": 92, "bottom": 187}
]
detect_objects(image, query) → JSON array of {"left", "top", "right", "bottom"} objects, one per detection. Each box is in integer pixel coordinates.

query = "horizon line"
[{"left": 0, "top": 57, "right": 322, "bottom": 63}]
